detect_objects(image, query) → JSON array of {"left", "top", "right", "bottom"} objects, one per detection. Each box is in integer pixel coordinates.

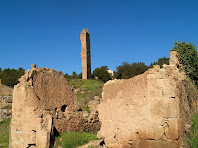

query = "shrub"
[
  {"left": 93, "top": 66, "right": 111, "bottom": 82},
  {"left": 171, "top": 41, "right": 198, "bottom": 85}
]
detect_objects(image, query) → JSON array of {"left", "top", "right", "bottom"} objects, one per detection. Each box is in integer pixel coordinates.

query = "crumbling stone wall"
[
  {"left": 0, "top": 96, "right": 12, "bottom": 122},
  {"left": 0, "top": 79, "right": 13, "bottom": 96},
  {"left": 11, "top": 65, "right": 100, "bottom": 148},
  {"left": 97, "top": 51, "right": 185, "bottom": 148},
  {"left": 80, "top": 29, "right": 91, "bottom": 79},
  {"left": 0, "top": 96, "right": 12, "bottom": 108}
]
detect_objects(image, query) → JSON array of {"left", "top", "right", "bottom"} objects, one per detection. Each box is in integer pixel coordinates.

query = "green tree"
[
  {"left": 0, "top": 67, "right": 25, "bottom": 87},
  {"left": 115, "top": 62, "right": 133, "bottom": 79},
  {"left": 149, "top": 57, "right": 169, "bottom": 68},
  {"left": 77, "top": 73, "right": 82, "bottom": 79},
  {"left": 171, "top": 41, "right": 198, "bottom": 85},
  {"left": 131, "top": 62, "right": 148, "bottom": 76},
  {"left": 115, "top": 62, "right": 148, "bottom": 79},
  {"left": 64, "top": 73, "right": 69, "bottom": 79},
  {"left": 93, "top": 66, "right": 111, "bottom": 82},
  {"left": 72, "top": 71, "right": 78, "bottom": 79}
]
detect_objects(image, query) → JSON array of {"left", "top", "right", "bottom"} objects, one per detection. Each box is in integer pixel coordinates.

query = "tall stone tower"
[{"left": 80, "top": 29, "right": 91, "bottom": 79}]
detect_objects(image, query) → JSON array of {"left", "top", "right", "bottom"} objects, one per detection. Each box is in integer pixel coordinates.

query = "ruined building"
[
  {"left": 97, "top": 51, "right": 186, "bottom": 148},
  {"left": 10, "top": 50, "right": 192, "bottom": 148},
  {"left": 80, "top": 29, "right": 91, "bottom": 79},
  {"left": 11, "top": 65, "right": 99, "bottom": 148}
]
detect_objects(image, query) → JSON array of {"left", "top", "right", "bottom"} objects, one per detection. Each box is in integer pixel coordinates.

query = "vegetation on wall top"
[{"left": 171, "top": 41, "right": 198, "bottom": 86}]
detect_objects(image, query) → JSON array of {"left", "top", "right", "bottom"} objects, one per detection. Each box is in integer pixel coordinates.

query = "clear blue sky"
[{"left": 0, "top": 0, "right": 198, "bottom": 75}]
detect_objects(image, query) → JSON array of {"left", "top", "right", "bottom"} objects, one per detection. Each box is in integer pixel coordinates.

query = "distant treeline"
[
  {"left": 0, "top": 68, "right": 25, "bottom": 87},
  {"left": 65, "top": 57, "right": 169, "bottom": 82},
  {"left": 90, "top": 41, "right": 198, "bottom": 84}
]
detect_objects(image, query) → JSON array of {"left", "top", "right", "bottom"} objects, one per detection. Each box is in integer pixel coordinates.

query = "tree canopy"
[
  {"left": 93, "top": 66, "right": 111, "bottom": 82},
  {"left": 0, "top": 67, "right": 25, "bottom": 87},
  {"left": 115, "top": 62, "right": 148, "bottom": 79},
  {"left": 149, "top": 57, "right": 169, "bottom": 68}
]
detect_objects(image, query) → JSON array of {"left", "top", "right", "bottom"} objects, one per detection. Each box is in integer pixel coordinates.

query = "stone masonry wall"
[
  {"left": 80, "top": 29, "right": 91, "bottom": 79},
  {"left": 0, "top": 96, "right": 12, "bottom": 122},
  {"left": 0, "top": 82, "right": 13, "bottom": 96},
  {"left": 97, "top": 51, "right": 185, "bottom": 148},
  {"left": 11, "top": 66, "right": 79, "bottom": 147},
  {"left": 11, "top": 65, "right": 100, "bottom": 147}
]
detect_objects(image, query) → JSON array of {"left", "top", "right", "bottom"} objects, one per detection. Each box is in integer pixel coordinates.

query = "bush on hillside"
[{"left": 93, "top": 66, "right": 111, "bottom": 82}]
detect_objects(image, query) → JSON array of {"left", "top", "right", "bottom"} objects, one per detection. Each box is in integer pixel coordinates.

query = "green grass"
[
  {"left": 54, "top": 131, "right": 98, "bottom": 148},
  {"left": 188, "top": 113, "right": 198, "bottom": 148},
  {"left": 69, "top": 79, "right": 104, "bottom": 96},
  {"left": 68, "top": 79, "right": 104, "bottom": 111},
  {"left": 0, "top": 119, "right": 10, "bottom": 148}
]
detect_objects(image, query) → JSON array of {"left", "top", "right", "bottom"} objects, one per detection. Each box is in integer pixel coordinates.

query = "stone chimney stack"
[{"left": 80, "top": 29, "right": 91, "bottom": 79}]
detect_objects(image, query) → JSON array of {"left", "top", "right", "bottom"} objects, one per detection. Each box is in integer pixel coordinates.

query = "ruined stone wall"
[
  {"left": 0, "top": 96, "right": 12, "bottom": 122},
  {"left": 11, "top": 66, "right": 99, "bottom": 147},
  {"left": 97, "top": 51, "right": 185, "bottom": 148},
  {"left": 0, "top": 82, "right": 13, "bottom": 96},
  {"left": 11, "top": 66, "right": 78, "bottom": 147},
  {"left": 0, "top": 96, "right": 12, "bottom": 108},
  {"left": 80, "top": 29, "right": 91, "bottom": 79}
]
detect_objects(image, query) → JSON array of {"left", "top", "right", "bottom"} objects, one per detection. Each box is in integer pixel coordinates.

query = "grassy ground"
[
  {"left": 54, "top": 131, "right": 98, "bottom": 148},
  {"left": 188, "top": 113, "right": 198, "bottom": 148},
  {"left": 0, "top": 119, "right": 10, "bottom": 148},
  {"left": 68, "top": 79, "right": 104, "bottom": 111}
]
